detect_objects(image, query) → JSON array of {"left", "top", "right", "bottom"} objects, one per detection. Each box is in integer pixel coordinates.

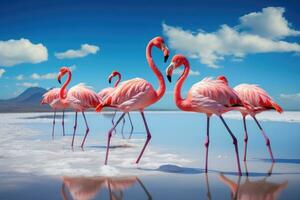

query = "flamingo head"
[
  {"left": 166, "top": 54, "right": 189, "bottom": 82},
  {"left": 152, "top": 36, "right": 169, "bottom": 63},
  {"left": 108, "top": 70, "right": 120, "bottom": 84},
  {"left": 216, "top": 76, "right": 229, "bottom": 85},
  {"left": 57, "top": 67, "right": 70, "bottom": 84}
]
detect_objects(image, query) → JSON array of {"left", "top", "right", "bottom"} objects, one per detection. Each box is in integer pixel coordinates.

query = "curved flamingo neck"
[
  {"left": 146, "top": 42, "right": 165, "bottom": 100},
  {"left": 174, "top": 61, "right": 190, "bottom": 110},
  {"left": 60, "top": 70, "right": 71, "bottom": 100},
  {"left": 114, "top": 72, "right": 121, "bottom": 88}
]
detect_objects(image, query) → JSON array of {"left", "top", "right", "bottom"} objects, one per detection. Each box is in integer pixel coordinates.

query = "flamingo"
[
  {"left": 57, "top": 67, "right": 100, "bottom": 148},
  {"left": 95, "top": 36, "right": 169, "bottom": 165},
  {"left": 98, "top": 71, "right": 134, "bottom": 138},
  {"left": 61, "top": 176, "right": 152, "bottom": 200},
  {"left": 217, "top": 76, "right": 283, "bottom": 162},
  {"left": 41, "top": 88, "right": 67, "bottom": 138},
  {"left": 218, "top": 163, "right": 288, "bottom": 200},
  {"left": 165, "top": 55, "right": 250, "bottom": 176}
]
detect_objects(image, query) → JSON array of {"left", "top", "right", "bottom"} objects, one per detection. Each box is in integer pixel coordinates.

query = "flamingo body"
[
  {"left": 57, "top": 67, "right": 100, "bottom": 147},
  {"left": 96, "top": 36, "right": 170, "bottom": 165},
  {"left": 166, "top": 54, "right": 243, "bottom": 175},
  {"left": 186, "top": 77, "right": 244, "bottom": 115},
  {"left": 234, "top": 84, "right": 283, "bottom": 115},
  {"left": 103, "top": 78, "right": 157, "bottom": 112}
]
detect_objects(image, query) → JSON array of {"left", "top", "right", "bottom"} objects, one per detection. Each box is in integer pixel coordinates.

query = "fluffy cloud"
[
  {"left": 16, "top": 74, "right": 24, "bottom": 80},
  {"left": 69, "top": 64, "right": 76, "bottom": 71},
  {"left": 239, "top": 7, "right": 300, "bottom": 39},
  {"left": 0, "top": 38, "right": 48, "bottom": 67},
  {"left": 55, "top": 44, "right": 99, "bottom": 59},
  {"left": 173, "top": 68, "right": 200, "bottom": 76},
  {"left": 31, "top": 72, "right": 56, "bottom": 80},
  {"left": 163, "top": 7, "right": 300, "bottom": 68},
  {"left": 16, "top": 82, "right": 39, "bottom": 87},
  {"left": 280, "top": 93, "right": 300, "bottom": 101},
  {"left": 0, "top": 69, "right": 5, "bottom": 78}
]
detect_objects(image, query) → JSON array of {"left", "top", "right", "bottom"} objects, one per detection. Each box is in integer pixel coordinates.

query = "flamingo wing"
[
  {"left": 69, "top": 83, "right": 100, "bottom": 108},
  {"left": 189, "top": 77, "right": 242, "bottom": 107},
  {"left": 98, "top": 87, "right": 114, "bottom": 101},
  {"left": 234, "top": 84, "right": 283, "bottom": 113},
  {"left": 104, "top": 78, "right": 156, "bottom": 111},
  {"left": 41, "top": 88, "right": 61, "bottom": 104}
]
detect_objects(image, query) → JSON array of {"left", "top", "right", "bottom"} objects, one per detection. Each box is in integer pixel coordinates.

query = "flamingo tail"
[
  {"left": 95, "top": 103, "right": 104, "bottom": 112},
  {"left": 271, "top": 101, "right": 283, "bottom": 113}
]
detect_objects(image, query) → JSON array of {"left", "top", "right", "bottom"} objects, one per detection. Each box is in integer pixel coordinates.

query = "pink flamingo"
[
  {"left": 41, "top": 88, "right": 67, "bottom": 138},
  {"left": 217, "top": 76, "right": 283, "bottom": 162},
  {"left": 98, "top": 71, "right": 134, "bottom": 138},
  {"left": 166, "top": 55, "right": 249, "bottom": 176},
  {"left": 57, "top": 67, "right": 100, "bottom": 148},
  {"left": 95, "top": 36, "right": 169, "bottom": 165}
]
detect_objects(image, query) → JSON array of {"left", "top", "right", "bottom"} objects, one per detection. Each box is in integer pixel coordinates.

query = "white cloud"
[
  {"left": 173, "top": 68, "right": 200, "bottom": 76},
  {"left": 238, "top": 7, "right": 300, "bottom": 39},
  {"left": 163, "top": 7, "right": 300, "bottom": 68},
  {"left": 0, "top": 69, "right": 5, "bottom": 78},
  {"left": 0, "top": 38, "right": 48, "bottom": 67},
  {"left": 280, "top": 93, "right": 300, "bottom": 101},
  {"left": 69, "top": 64, "right": 76, "bottom": 71},
  {"left": 16, "top": 74, "right": 24, "bottom": 80},
  {"left": 16, "top": 82, "right": 39, "bottom": 87},
  {"left": 55, "top": 44, "right": 99, "bottom": 59},
  {"left": 31, "top": 72, "right": 56, "bottom": 80}
]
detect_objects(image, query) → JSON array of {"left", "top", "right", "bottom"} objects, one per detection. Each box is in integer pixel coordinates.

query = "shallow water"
[{"left": 0, "top": 111, "right": 300, "bottom": 199}]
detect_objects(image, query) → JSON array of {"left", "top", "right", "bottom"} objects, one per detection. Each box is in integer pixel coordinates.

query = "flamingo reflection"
[
  {"left": 218, "top": 163, "right": 288, "bottom": 200},
  {"left": 61, "top": 176, "right": 152, "bottom": 200}
]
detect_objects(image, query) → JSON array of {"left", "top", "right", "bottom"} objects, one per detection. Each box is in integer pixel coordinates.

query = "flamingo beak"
[
  {"left": 167, "top": 75, "right": 172, "bottom": 82},
  {"left": 166, "top": 63, "right": 174, "bottom": 83},
  {"left": 57, "top": 73, "right": 62, "bottom": 84},
  {"left": 164, "top": 54, "right": 169, "bottom": 63},
  {"left": 108, "top": 75, "right": 113, "bottom": 84},
  {"left": 162, "top": 44, "right": 169, "bottom": 63}
]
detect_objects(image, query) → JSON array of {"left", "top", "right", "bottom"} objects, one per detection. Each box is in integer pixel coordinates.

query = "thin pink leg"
[
  {"left": 52, "top": 110, "right": 56, "bottom": 140},
  {"left": 105, "top": 113, "right": 126, "bottom": 165},
  {"left": 62, "top": 110, "right": 65, "bottom": 136},
  {"left": 128, "top": 113, "right": 134, "bottom": 139},
  {"left": 135, "top": 111, "right": 152, "bottom": 164},
  {"left": 121, "top": 117, "right": 125, "bottom": 139},
  {"left": 243, "top": 116, "right": 248, "bottom": 162},
  {"left": 219, "top": 116, "right": 242, "bottom": 176},
  {"left": 81, "top": 112, "right": 90, "bottom": 148},
  {"left": 205, "top": 116, "right": 210, "bottom": 173},
  {"left": 112, "top": 111, "right": 117, "bottom": 134},
  {"left": 71, "top": 112, "right": 78, "bottom": 147},
  {"left": 253, "top": 116, "right": 275, "bottom": 162}
]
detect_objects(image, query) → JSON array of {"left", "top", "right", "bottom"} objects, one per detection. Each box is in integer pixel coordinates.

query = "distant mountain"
[{"left": 0, "top": 87, "right": 52, "bottom": 112}]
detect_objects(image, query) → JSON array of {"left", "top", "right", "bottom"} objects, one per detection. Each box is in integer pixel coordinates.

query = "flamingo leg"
[
  {"left": 112, "top": 111, "right": 117, "bottom": 134},
  {"left": 128, "top": 113, "right": 134, "bottom": 139},
  {"left": 135, "top": 111, "right": 152, "bottom": 164},
  {"left": 71, "top": 112, "right": 78, "bottom": 147},
  {"left": 205, "top": 174, "right": 212, "bottom": 200},
  {"left": 121, "top": 117, "right": 125, "bottom": 139},
  {"left": 105, "top": 113, "right": 126, "bottom": 165},
  {"left": 81, "top": 112, "right": 90, "bottom": 148},
  {"left": 52, "top": 110, "right": 56, "bottom": 140},
  {"left": 136, "top": 178, "right": 152, "bottom": 200},
  {"left": 219, "top": 116, "right": 242, "bottom": 176},
  {"left": 62, "top": 110, "right": 65, "bottom": 136},
  {"left": 253, "top": 116, "right": 275, "bottom": 162},
  {"left": 243, "top": 116, "right": 248, "bottom": 162},
  {"left": 204, "top": 116, "right": 210, "bottom": 173}
]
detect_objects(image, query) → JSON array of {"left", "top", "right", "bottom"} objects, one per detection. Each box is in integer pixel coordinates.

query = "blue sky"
[{"left": 0, "top": 0, "right": 300, "bottom": 110}]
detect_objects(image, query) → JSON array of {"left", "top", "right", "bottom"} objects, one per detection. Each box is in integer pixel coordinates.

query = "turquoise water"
[{"left": 0, "top": 112, "right": 299, "bottom": 199}]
